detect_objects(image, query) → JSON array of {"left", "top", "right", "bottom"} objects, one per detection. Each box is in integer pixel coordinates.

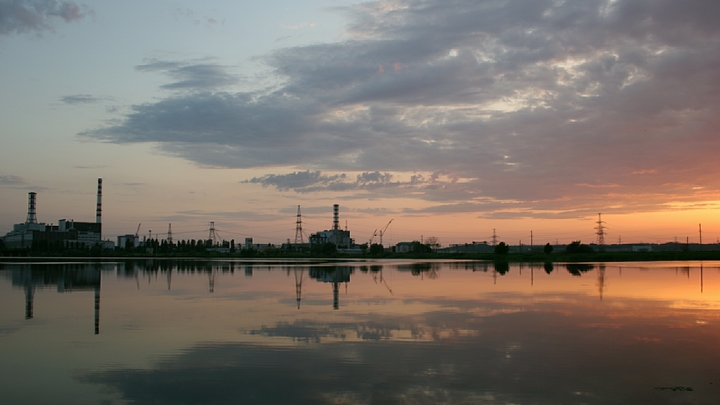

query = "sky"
[{"left": 2, "top": 0, "right": 720, "bottom": 247}]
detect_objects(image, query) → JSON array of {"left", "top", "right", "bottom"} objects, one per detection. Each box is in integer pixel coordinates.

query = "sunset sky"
[{"left": 2, "top": 0, "right": 720, "bottom": 247}]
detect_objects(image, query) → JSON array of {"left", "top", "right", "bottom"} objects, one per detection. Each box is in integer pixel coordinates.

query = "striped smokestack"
[
  {"left": 96, "top": 178, "right": 102, "bottom": 224},
  {"left": 333, "top": 204, "right": 339, "bottom": 231},
  {"left": 26, "top": 192, "right": 37, "bottom": 224}
]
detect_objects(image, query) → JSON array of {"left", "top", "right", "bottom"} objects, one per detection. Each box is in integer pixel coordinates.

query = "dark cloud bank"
[
  {"left": 0, "top": 0, "right": 89, "bottom": 35},
  {"left": 82, "top": 0, "right": 720, "bottom": 217}
]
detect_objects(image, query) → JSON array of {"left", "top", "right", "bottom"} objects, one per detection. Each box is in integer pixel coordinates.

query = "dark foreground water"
[{"left": 1, "top": 259, "right": 719, "bottom": 405}]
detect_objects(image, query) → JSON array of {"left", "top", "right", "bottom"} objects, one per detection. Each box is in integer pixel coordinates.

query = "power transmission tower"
[
  {"left": 699, "top": 223, "right": 703, "bottom": 245},
  {"left": 595, "top": 213, "right": 606, "bottom": 245},
  {"left": 209, "top": 221, "right": 217, "bottom": 246},
  {"left": 294, "top": 205, "right": 304, "bottom": 244},
  {"left": 167, "top": 223, "right": 173, "bottom": 244},
  {"left": 491, "top": 229, "right": 498, "bottom": 246}
]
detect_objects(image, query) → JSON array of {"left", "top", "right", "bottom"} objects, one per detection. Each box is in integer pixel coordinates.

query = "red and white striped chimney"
[
  {"left": 333, "top": 204, "right": 339, "bottom": 231},
  {"left": 26, "top": 192, "right": 37, "bottom": 224},
  {"left": 96, "top": 178, "right": 102, "bottom": 224}
]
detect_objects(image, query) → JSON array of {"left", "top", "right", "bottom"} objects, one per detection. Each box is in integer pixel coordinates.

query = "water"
[{"left": 1, "top": 259, "right": 719, "bottom": 404}]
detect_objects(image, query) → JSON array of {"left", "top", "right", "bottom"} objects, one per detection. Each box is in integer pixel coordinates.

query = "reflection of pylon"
[
  {"left": 208, "top": 267, "right": 215, "bottom": 293},
  {"left": 294, "top": 205, "right": 304, "bottom": 244},
  {"left": 294, "top": 268, "right": 304, "bottom": 309},
  {"left": 595, "top": 213, "right": 606, "bottom": 245},
  {"left": 596, "top": 265, "right": 606, "bottom": 300}
]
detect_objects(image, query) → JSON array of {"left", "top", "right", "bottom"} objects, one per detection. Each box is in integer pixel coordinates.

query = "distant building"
[
  {"left": 117, "top": 234, "right": 139, "bottom": 249},
  {"left": 2, "top": 180, "right": 114, "bottom": 250},
  {"left": 308, "top": 204, "right": 355, "bottom": 249},
  {"left": 241, "top": 238, "right": 277, "bottom": 251},
  {"left": 437, "top": 242, "right": 495, "bottom": 254},
  {"left": 395, "top": 242, "right": 415, "bottom": 253}
]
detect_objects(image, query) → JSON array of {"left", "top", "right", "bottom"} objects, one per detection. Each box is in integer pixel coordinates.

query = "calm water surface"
[{"left": 1, "top": 259, "right": 719, "bottom": 404}]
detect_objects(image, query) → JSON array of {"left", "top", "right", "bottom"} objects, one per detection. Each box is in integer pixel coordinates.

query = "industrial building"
[
  {"left": 309, "top": 204, "right": 355, "bottom": 250},
  {"left": 2, "top": 179, "right": 114, "bottom": 250}
]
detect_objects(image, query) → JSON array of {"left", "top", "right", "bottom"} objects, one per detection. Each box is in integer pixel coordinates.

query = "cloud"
[
  {"left": 135, "top": 59, "right": 238, "bottom": 91},
  {"left": 0, "top": 0, "right": 90, "bottom": 36},
  {"left": 81, "top": 0, "right": 720, "bottom": 218},
  {"left": 243, "top": 170, "right": 455, "bottom": 196},
  {"left": 73, "top": 165, "right": 107, "bottom": 169},
  {"left": 60, "top": 94, "right": 107, "bottom": 105},
  {"left": 0, "top": 175, "right": 27, "bottom": 185},
  {"left": 172, "top": 8, "right": 224, "bottom": 28},
  {"left": 280, "top": 22, "right": 316, "bottom": 30}
]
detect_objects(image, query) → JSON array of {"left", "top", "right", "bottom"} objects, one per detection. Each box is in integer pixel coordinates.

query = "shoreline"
[{"left": 3, "top": 250, "right": 720, "bottom": 263}]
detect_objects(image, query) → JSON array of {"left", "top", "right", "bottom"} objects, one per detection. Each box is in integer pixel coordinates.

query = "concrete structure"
[
  {"left": 309, "top": 204, "right": 355, "bottom": 249},
  {"left": 2, "top": 179, "right": 114, "bottom": 250},
  {"left": 117, "top": 234, "right": 142, "bottom": 249},
  {"left": 395, "top": 242, "right": 415, "bottom": 253}
]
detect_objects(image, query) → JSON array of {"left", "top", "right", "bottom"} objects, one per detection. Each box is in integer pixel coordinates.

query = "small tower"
[
  {"left": 208, "top": 222, "right": 217, "bottom": 246},
  {"left": 595, "top": 213, "right": 606, "bottom": 246},
  {"left": 294, "top": 205, "right": 304, "bottom": 244},
  {"left": 167, "top": 223, "right": 173, "bottom": 245},
  {"left": 333, "top": 204, "right": 340, "bottom": 231},
  {"left": 96, "top": 178, "right": 102, "bottom": 240},
  {"left": 26, "top": 192, "right": 37, "bottom": 224}
]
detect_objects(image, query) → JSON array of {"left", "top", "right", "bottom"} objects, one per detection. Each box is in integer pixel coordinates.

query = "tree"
[
  {"left": 312, "top": 242, "right": 337, "bottom": 256},
  {"left": 543, "top": 243, "right": 554, "bottom": 255},
  {"left": 369, "top": 243, "right": 384, "bottom": 256},
  {"left": 424, "top": 236, "right": 440, "bottom": 250},
  {"left": 410, "top": 241, "right": 432, "bottom": 253},
  {"left": 494, "top": 242, "right": 509, "bottom": 255},
  {"left": 566, "top": 241, "right": 594, "bottom": 254}
]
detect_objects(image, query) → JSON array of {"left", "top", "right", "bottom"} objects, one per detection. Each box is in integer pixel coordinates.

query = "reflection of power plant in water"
[
  {"left": 11, "top": 266, "right": 102, "bottom": 334},
  {"left": 309, "top": 266, "right": 352, "bottom": 310}
]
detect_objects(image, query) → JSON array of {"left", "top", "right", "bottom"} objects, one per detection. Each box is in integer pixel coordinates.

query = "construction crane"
[
  {"left": 378, "top": 219, "right": 393, "bottom": 246},
  {"left": 134, "top": 223, "right": 141, "bottom": 247},
  {"left": 368, "top": 229, "right": 378, "bottom": 245}
]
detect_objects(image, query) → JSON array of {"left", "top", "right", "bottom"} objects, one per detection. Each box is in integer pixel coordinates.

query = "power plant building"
[
  {"left": 2, "top": 179, "right": 111, "bottom": 250},
  {"left": 309, "top": 204, "right": 354, "bottom": 249}
]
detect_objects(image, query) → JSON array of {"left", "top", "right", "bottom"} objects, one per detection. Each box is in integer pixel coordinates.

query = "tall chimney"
[
  {"left": 26, "top": 192, "right": 37, "bottom": 224},
  {"left": 96, "top": 178, "right": 102, "bottom": 241},
  {"left": 96, "top": 178, "right": 102, "bottom": 224},
  {"left": 333, "top": 204, "right": 339, "bottom": 231}
]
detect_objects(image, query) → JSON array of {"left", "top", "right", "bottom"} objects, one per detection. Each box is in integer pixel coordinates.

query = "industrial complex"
[
  {"left": 0, "top": 179, "right": 368, "bottom": 254},
  {"left": 4, "top": 179, "right": 716, "bottom": 256},
  {"left": 2, "top": 179, "right": 113, "bottom": 250}
]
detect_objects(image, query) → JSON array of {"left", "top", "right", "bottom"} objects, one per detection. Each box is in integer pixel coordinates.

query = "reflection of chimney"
[
  {"left": 333, "top": 204, "right": 339, "bottom": 231},
  {"left": 94, "top": 283, "right": 100, "bottom": 335},
  {"left": 333, "top": 282, "right": 339, "bottom": 310},
  {"left": 25, "top": 284, "right": 35, "bottom": 319},
  {"left": 26, "top": 192, "right": 37, "bottom": 224}
]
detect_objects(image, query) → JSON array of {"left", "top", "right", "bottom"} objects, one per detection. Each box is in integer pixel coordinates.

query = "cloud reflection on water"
[{"left": 81, "top": 291, "right": 720, "bottom": 405}]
